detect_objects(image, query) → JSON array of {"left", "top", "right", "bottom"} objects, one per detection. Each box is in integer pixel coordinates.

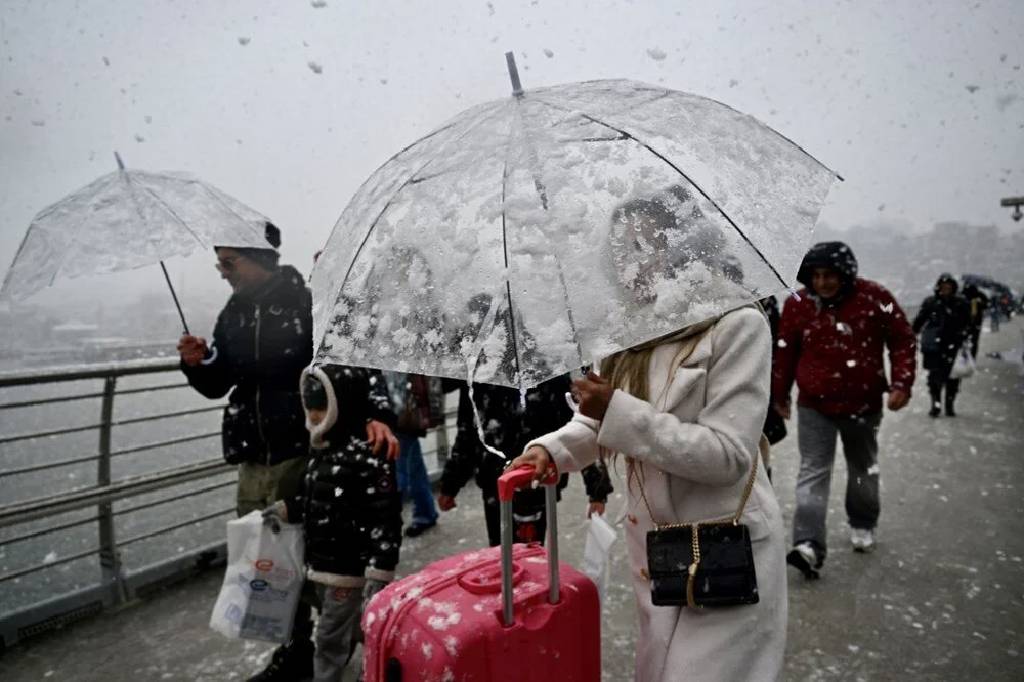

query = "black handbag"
[{"left": 643, "top": 438, "right": 762, "bottom": 608}]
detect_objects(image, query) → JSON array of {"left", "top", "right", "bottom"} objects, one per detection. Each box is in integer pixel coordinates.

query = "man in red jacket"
[{"left": 773, "top": 241, "right": 916, "bottom": 579}]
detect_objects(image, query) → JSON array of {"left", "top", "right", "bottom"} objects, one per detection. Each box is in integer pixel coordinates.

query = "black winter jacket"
[
  {"left": 440, "top": 376, "right": 613, "bottom": 503},
  {"left": 286, "top": 365, "right": 401, "bottom": 578},
  {"left": 182, "top": 265, "right": 312, "bottom": 466},
  {"left": 913, "top": 292, "right": 970, "bottom": 370}
]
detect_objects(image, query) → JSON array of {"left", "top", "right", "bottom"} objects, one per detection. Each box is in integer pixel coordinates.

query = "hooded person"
[
  {"left": 262, "top": 364, "right": 400, "bottom": 682},
  {"left": 912, "top": 274, "right": 971, "bottom": 417},
  {"left": 176, "top": 222, "right": 319, "bottom": 680},
  {"left": 960, "top": 283, "right": 989, "bottom": 360},
  {"left": 772, "top": 241, "right": 916, "bottom": 575}
]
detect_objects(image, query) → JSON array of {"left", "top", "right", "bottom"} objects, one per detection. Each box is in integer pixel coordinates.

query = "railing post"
[{"left": 97, "top": 376, "right": 127, "bottom": 605}]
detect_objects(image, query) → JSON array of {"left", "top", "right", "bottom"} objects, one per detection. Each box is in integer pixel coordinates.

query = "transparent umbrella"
[
  {"left": 312, "top": 54, "right": 840, "bottom": 389},
  {"left": 0, "top": 153, "right": 271, "bottom": 332}
]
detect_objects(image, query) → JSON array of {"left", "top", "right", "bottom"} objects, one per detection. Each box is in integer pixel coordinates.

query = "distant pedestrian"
[
  {"left": 384, "top": 372, "right": 444, "bottom": 538},
  {"left": 913, "top": 274, "right": 971, "bottom": 418},
  {"left": 773, "top": 241, "right": 916, "bottom": 576},
  {"left": 961, "top": 283, "right": 989, "bottom": 360},
  {"left": 176, "top": 223, "right": 321, "bottom": 680}
]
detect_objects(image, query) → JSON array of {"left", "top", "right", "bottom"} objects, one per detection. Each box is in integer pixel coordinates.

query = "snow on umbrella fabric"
[
  {"left": 0, "top": 165, "right": 271, "bottom": 301},
  {"left": 312, "top": 78, "right": 839, "bottom": 390}
]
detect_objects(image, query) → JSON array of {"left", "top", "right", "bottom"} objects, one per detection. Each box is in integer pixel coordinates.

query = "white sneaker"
[{"left": 851, "top": 528, "right": 875, "bottom": 553}]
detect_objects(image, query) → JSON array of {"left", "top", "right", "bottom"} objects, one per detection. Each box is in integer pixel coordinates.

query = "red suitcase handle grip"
[{"left": 497, "top": 464, "right": 557, "bottom": 502}]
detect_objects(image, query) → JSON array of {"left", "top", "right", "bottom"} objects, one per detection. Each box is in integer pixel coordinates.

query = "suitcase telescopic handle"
[{"left": 497, "top": 464, "right": 561, "bottom": 627}]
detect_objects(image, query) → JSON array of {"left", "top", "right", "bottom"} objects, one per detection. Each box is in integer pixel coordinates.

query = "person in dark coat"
[
  {"left": 178, "top": 223, "right": 314, "bottom": 508},
  {"left": 437, "top": 376, "right": 614, "bottom": 547},
  {"left": 912, "top": 274, "right": 971, "bottom": 417},
  {"left": 384, "top": 372, "right": 444, "bottom": 538},
  {"left": 961, "top": 283, "right": 989, "bottom": 360},
  {"left": 773, "top": 241, "right": 917, "bottom": 576},
  {"left": 759, "top": 295, "right": 787, "bottom": 455},
  {"left": 264, "top": 365, "right": 401, "bottom": 682}
]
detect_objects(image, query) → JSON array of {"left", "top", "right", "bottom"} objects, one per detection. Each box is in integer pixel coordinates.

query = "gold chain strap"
[
  {"left": 686, "top": 523, "right": 701, "bottom": 608},
  {"left": 638, "top": 435, "right": 762, "bottom": 529}
]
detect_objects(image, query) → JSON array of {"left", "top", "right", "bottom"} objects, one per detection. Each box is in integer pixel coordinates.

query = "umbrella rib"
[
  {"left": 128, "top": 177, "right": 210, "bottom": 248},
  {"left": 688, "top": 91, "right": 842, "bottom": 181},
  {"left": 326, "top": 106, "right": 509, "bottom": 326},
  {"left": 530, "top": 97, "right": 791, "bottom": 290},
  {"left": 512, "top": 99, "right": 585, "bottom": 368},
  {"left": 498, "top": 127, "right": 523, "bottom": 387}
]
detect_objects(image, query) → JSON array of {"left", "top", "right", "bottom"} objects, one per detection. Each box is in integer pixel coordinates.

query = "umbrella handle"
[{"left": 160, "top": 261, "right": 190, "bottom": 335}]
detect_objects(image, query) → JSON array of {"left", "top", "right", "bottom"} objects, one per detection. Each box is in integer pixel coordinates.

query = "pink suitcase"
[{"left": 362, "top": 466, "right": 601, "bottom": 682}]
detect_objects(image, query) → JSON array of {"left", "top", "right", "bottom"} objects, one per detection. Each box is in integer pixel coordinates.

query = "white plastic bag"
[
  {"left": 950, "top": 347, "right": 976, "bottom": 379},
  {"left": 581, "top": 513, "right": 617, "bottom": 605},
  {"left": 209, "top": 511, "right": 305, "bottom": 643}
]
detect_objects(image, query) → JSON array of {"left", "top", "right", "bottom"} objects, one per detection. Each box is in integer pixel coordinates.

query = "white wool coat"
[{"left": 530, "top": 307, "right": 787, "bottom": 682}]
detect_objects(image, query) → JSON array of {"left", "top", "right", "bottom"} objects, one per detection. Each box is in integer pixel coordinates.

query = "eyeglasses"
[{"left": 215, "top": 256, "right": 241, "bottom": 274}]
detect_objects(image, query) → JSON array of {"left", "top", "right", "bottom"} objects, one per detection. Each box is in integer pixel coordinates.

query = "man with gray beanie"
[{"left": 177, "top": 221, "right": 318, "bottom": 680}]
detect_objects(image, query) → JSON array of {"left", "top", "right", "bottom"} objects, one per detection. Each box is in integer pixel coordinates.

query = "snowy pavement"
[{"left": 1, "top": 319, "right": 1022, "bottom": 681}]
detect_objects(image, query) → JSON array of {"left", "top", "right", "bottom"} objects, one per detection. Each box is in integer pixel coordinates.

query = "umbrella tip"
[
  {"left": 114, "top": 151, "right": 125, "bottom": 170},
  {"left": 505, "top": 51, "right": 524, "bottom": 97}
]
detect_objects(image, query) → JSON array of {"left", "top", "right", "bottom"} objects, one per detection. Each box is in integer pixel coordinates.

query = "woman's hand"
[
  {"left": 572, "top": 372, "right": 614, "bottom": 421},
  {"left": 510, "top": 445, "right": 554, "bottom": 481},
  {"left": 587, "top": 501, "right": 606, "bottom": 518},
  {"left": 366, "top": 420, "right": 400, "bottom": 460}
]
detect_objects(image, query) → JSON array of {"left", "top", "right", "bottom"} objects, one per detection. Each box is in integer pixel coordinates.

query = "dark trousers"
[
  {"left": 793, "top": 407, "right": 882, "bottom": 562},
  {"left": 926, "top": 364, "right": 960, "bottom": 405},
  {"left": 968, "top": 326, "right": 982, "bottom": 360}
]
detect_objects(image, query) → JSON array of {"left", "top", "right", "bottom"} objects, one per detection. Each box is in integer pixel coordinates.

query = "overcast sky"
[{"left": 1, "top": 0, "right": 1021, "bottom": 303}]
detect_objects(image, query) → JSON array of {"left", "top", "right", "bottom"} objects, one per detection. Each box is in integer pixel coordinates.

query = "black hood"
[
  {"left": 934, "top": 273, "right": 959, "bottom": 295},
  {"left": 796, "top": 241, "right": 859, "bottom": 288}
]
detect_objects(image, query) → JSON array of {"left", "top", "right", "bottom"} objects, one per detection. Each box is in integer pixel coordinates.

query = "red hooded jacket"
[{"left": 773, "top": 278, "right": 917, "bottom": 417}]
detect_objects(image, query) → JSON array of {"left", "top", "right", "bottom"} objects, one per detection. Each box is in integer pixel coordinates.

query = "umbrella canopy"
[
  {"left": 312, "top": 77, "right": 839, "bottom": 389},
  {"left": 1, "top": 162, "right": 271, "bottom": 301}
]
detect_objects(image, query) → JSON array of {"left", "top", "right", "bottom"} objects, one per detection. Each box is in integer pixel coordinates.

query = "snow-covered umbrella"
[
  {"left": 0, "top": 153, "right": 271, "bottom": 333},
  {"left": 312, "top": 54, "right": 841, "bottom": 389}
]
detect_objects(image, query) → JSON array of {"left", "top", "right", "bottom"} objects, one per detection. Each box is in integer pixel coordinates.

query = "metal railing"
[{"left": 0, "top": 358, "right": 453, "bottom": 650}]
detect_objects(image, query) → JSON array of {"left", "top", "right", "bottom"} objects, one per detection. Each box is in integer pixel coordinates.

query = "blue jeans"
[{"left": 396, "top": 434, "right": 438, "bottom": 526}]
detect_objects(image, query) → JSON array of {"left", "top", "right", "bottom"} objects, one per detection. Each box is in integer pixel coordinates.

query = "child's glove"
[{"left": 261, "top": 501, "right": 288, "bottom": 533}]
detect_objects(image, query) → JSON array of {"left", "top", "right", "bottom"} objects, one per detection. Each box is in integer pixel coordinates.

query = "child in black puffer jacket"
[{"left": 265, "top": 364, "right": 401, "bottom": 682}]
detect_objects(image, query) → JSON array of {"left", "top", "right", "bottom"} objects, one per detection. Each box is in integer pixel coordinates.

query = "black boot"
[
  {"left": 247, "top": 638, "right": 315, "bottom": 682},
  {"left": 945, "top": 377, "right": 961, "bottom": 417},
  {"left": 928, "top": 388, "right": 942, "bottom": 418}
]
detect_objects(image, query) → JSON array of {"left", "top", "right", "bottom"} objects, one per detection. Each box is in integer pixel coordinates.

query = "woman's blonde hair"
[{"left": 598, "top": 322, "right": 713, "bottom": 493}]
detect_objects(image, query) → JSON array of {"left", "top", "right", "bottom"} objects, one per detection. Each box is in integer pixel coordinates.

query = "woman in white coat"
[{"left": 511, "top": 188, "right": 788, "bottom": 681}]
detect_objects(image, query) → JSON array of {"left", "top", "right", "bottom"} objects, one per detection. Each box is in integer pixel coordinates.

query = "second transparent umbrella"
[{"left": 0, "top": 153, "right": 271, "bottom": 332}]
